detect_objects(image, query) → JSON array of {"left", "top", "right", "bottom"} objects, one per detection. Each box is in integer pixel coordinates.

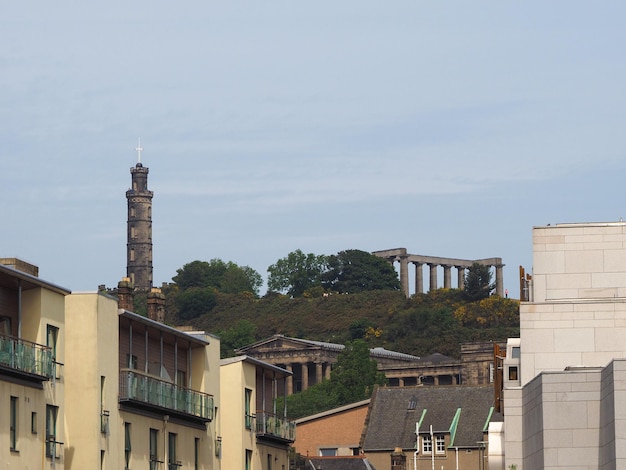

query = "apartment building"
[
  {"left": 0, "top": 259, "right": 70, "bottom": 469},
  {"left": 220, "top": 356, "right": 296, "bottom": 470},
  {"left": 65, "top": 290, "right": 221, "bottom": 470}
]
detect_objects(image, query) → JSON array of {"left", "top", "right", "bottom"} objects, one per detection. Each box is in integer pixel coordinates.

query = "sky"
[{"left": 2, "top": 2, "right": 626, "bottom": 297}]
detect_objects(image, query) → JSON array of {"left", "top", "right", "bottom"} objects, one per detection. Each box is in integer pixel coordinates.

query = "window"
[
  {"left": 47, "top": 325, "right": 59, "bottom": 378},
  {"left": 509, "top": 366, "right": 518, "bottom": 381},
  {"left": 130, "top": 226, "right": 136, "bottom": 239},
  {"left": 320, "top": 448, "right": 337, "bottom": 456},
  {"left": 0, "top": 316, "right": 11, "bottom": 335},
  {"left": 130, "top": 207, "right": 136, "bottom": 218},
  {"left": 245, "top": 449, "right": 253, "bottom": 470},
  {"left": 45, "top": 405, "right": 58, "bottom": 458},
  {"left": 10, "top": 396, "right": 18, "bottom": 451},
  {"left": 511, "top": 346, "right": 521, "bottom": 359},
  {"left": 129, "top": 249, "right": 135, "bottom": 262},
  {"left": 124, "top": 422, "right": 131, "bottom": 469},
  {"left": 422, "top": 435, "right": 432, "bottom": 454},
  {"left": 150, "top": 428, "right": 159, "bottom": 470},
  {"left": 31, "top": 412, "right": 37, "bottom": 434},
  {"left": 176, "top": 369, "right": 186, "bottom": 387},
  {"left": 268, "top": 453, "right": 273, "bottom": 470},
  {"left": 436, "top": 435, "right": 446, "bottom": 454},
  {"left": 194, "top": 438, "right": 200, "bottom": 470},
  {"left": 126, "top": 354, "right": 138, "bottom": 369},
  {"left": 168, "top": 432, "right": 178, "bottom": 470},
  {"left": 245, "top": 388, "right": 253, "bottom": 430}
]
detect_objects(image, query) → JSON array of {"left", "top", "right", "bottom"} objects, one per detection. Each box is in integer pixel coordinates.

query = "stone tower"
[{"left": 126, "top": 143, "right": 153, "bottom": 291}]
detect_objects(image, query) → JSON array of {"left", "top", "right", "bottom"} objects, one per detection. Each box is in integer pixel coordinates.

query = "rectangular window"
[
  {"left": 245, "top": 388, "right": 253, "bottom": 430},
  {"left": 150, "top": 428, "right": 159, "bottom": 470},
  {"left": 126, "top": 354, "right": 138, "bottom": 369},
  {"left": 422, "top": 435, "right": 432, "bottom": 454},
  {"left": 194, "top": 438, "right": 200, "bottom": 470},
  {"left": 245, "top": 449, "right": 253, "bottom": 470},
  {"left": 10, "top": 396, "right": 18, "bottom": 451},
  {"left": 508, "top": 366, "right": 518, "bottom": 381},
  {"left": 320, "top": 448, "right": 337, "bottom": 457},
  {"left": 268, "top": 453, "right": 273, "bottom": 470},
  {"left": 31, "top": 411, "right": 37, "bottom": 434},
  {"left": 436, "top": 435, "right": 446, "bottom": 454},
  {"left": 45, "top": 405, "right": 58, "bottom": 458},
  {"left": 124, "top": 422, "right": 131, "bottom": 469},
  {"left": 168, "top": 432, "right": 178, "bottom": 470},
  {"left": 511, "top": 346, "right": 521, "bottom": 359},
  {"left": 176, "top": 369, "right": 186, "bottom": 387},
  {"left": 47, "top": 325, "right": 59, "bottom": 378},
  {"left": 0, "top": 316, "right": 11, "bottom": 335}
]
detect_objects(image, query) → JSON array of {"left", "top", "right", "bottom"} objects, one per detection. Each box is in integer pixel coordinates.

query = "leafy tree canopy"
[
  {"left": 218, "top": 319, "right": 257, "bottom": 358},
  {"left": 464, "top": 262, "right": 495, "bottom": 301},
  {"left": 173, "top": 259, "right": 262, "bottom": 296},
  {"left": 176, "top": 287, "right": 217, "bottom": 320},
  {"left": 267, "top": 249, "right": 328, "bottom": 297},
  {"left": 323, "top": 249, "right": 400, "bottom": 293}
]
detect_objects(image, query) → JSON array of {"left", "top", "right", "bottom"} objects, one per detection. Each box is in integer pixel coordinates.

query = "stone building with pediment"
[{"left": 236, "top": 335, "right": 501, "bottom": 395}]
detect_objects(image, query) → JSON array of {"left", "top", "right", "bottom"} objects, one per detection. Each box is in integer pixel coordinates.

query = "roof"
[
  {"left": 0, "top": 263, "right": 71, "bottom": 295},
  {"left": 361, "top": 386, "right": 502, "bottom": 451},
  {"left": 295, "top": 399, "right": 370, "bottom": 425},
  {"left": 306, "top": 456, "right": 377, "bottom": 470},
  {"left": 238, "top": 334, "right": 421, "bottom": 362},
  {"left": 220, "top": 355, "right": 293, "bottom": 376},
  {"left": 118, "top": 309, "right": 210, "bottom": 347}
]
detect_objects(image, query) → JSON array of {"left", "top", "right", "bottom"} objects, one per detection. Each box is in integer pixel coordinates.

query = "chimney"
[
  {"left": 147, "top": 287, "right": 166, "bottom": 322},
  {"left": 0, "top": 258, "right": 39, "bottom": 277},
  {"left": 391, "top": 448, "right": 406, "bottom": 470},
  {"left": 117, "top": 277, "right": 134, "bottom": 311}
]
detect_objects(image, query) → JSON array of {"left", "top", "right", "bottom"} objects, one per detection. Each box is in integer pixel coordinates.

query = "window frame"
[{"left": 10, "top": 396, "right": 18, "bottom": 451}]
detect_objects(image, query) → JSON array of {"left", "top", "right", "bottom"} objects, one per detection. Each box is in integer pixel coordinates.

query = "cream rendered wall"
[
  {"left": 65, "top": 292, "right": 123, "bottom": 470},
  {"left": 521, "top": 223, "right": 626, "bottom": 385},
  {"left": 221, "top": 360, "right": 257, "bottom": 470}
]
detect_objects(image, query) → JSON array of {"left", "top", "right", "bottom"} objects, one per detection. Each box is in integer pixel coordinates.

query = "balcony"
[
  {"left": 255, "top": 410, "right": 296, "bottom": 443},
  {"left": 0, "top": 334, "right": 54, "bottom": 382},
  {"left": 119, "top": 369, "right": 214, "bottom": 423}
]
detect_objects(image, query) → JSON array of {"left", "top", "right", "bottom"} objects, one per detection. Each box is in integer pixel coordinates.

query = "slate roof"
[
  {"left": 361, "top": 386, "right": 502, "bottom": 451},
  {"left": 306, "top": 456, "right": 377, "bottom": 470}
]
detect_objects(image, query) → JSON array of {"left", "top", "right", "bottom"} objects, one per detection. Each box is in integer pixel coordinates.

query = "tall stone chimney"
[
  {"left": 391, "top": 448, "right": 406, "bottom": 470},
  {"left": 147, "top": 287, "right": 166, "bottom": 323},
  {"left": 117, "top": 277, "right": 134, "bottom": 311}
]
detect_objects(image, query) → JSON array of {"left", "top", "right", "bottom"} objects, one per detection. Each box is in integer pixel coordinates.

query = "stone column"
[
  {"left": 302, "top": 362, "right": 309, "bottom": 391},
  {"left": 495, "top": 264, "right": 505, "bottom": 297},
  {"left": 457, "top": 267, "right": 465, "bottom": 290},
  {"left": 325, "top": 363, "right": 331, "bottom": 380},
  {"left": 398, "top": 377, "right": 404, "bottom": 387},
  {"left": 414, "top": 263, "right": 423, "bottom": 294},
  {"left": 400, "top": 255, "right": 409, "bottom": 298},
  {"left": 429, "top": 264, "right": 438, "bottom": 292},
  {"left": 443, "top": 265, "right": 452, "bottom": 289},
  {"left": 286, "top": 364, "right": 293, "bottom": 395},
  {"left": 315, "top": 362, "right": 323, "bottom": 386}
]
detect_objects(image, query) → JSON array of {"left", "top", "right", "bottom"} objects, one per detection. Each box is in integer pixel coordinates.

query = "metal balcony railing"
[
  {"left": 0, "top": 334, "right": 54, "bottom": 379},
  {"left": 119, "top": 369, "right": 214, "bottom": 421},
  {"left": 255, "top": 410, "right": 296, "bottom": 442}
]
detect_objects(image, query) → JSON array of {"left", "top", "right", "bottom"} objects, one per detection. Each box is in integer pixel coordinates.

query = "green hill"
[{"left": 162, "top": 287, "right": 520, "bottom": 358}]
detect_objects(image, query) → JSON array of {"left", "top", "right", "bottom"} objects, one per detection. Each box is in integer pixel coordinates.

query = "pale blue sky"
[{"left": 2, "top": 2, "right": 626, "bottom": 296}]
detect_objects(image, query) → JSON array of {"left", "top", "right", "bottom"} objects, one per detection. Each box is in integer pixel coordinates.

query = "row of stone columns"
[
  {"left": 396, "top": 256, "right": 504, "bottom": 298},
  {"left": 284, "top": 361, "right": 331, "bottom": 395}
]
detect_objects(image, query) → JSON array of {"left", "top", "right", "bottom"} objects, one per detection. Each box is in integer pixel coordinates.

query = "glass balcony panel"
[
  {"left": 119, "top": 369, "right": 213, "bottom": 421},
  {"left": 0, "top": 334, "right": 54, "bottom": 379},
  {"left": 255, "top": 410, "right": 296, "bottom": 442}
]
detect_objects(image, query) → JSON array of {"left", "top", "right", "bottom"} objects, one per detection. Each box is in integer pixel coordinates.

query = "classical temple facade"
[
  {"left": 373, "top": 247, "right": 504, "bottom": 298},
  {"left": 236, "top": 335, "right": 501, "bottom": 394}
]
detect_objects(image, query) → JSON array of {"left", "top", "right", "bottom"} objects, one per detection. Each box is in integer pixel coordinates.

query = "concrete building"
[
  {"left": 126, "top": 145, "right": 154, "bottom": 291},
  {"left": 501, "top": 222, "right": 626, "bottom": 469},
  {"left": 220, "top": 355, "right": 296, "bottom": 470},
  {"left": 0, "top": 259, "right": 70, "bottom": 469},
  {"left": 64, "top": 290, "right": 221, "bottom": 470}
]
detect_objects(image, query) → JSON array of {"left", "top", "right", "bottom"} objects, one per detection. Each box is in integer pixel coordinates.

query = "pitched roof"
[
  {"left": 361, "top": 386, "right": 502, "bottom": 451},
  {"left": 306, "top": 456, "right": 377, "bottom": 470},
  {"left": 237, "top": 334, "right": 421, "bottom": 362}
]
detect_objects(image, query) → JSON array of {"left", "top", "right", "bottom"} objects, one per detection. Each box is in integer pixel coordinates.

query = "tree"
[
  {"left": 463, "top": 262, "right": 495, "bottom": 301},
  {"left": 176, "top": 287, "right": 217, "bottom": 320},
  {"left": 173, "top": 259, "right": 262, "bottom": 296},
  {"left": 330, "top": 340, "right": 387, "bottom": 404},
  {"left": 267, "top": 249, "right": 328, "bottom": 297},
  {"left": 323, "top": 249, "right": 400, "bottom": 293},
  {"left": 218, "top": 319, "right": 257, "bottom": 358}
]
